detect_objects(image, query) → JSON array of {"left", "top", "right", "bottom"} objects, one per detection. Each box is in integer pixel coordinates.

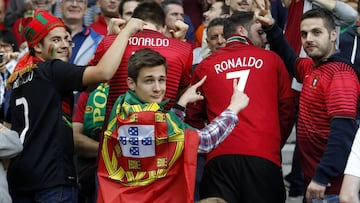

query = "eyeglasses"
[{"left": 63, "top": 0, "right": 86, "bottom": 3}]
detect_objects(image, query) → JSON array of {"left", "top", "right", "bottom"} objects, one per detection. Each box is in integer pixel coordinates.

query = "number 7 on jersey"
[{"left": 226, "top": 69, "right": 250, "bottom": 91}]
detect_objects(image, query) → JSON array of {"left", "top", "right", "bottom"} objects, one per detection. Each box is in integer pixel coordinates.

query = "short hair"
[
  {"left": 204, "top": 0, "right": 229, "bottom": 16},
  {"left": 0, "top": 30, "right": 19, "bottom": 52},
  {"left": 223, "top": 11, "right": 254, "bottom": 38},
  {"left": 301, "top": 8, "right": 336, "bottom": 32},
  {"left": 128, "top": 48, "right": 168, "bottom": 82},
  {"left": 29, "top": 26, "right": 72, "bottom": 56},
  {"left": 203, "top": 0, "right": 226, "bottom": 12},
  {"left": 160, "top": 0, "right": 183, "bottom": 14},
  {"left": 358, "top": 0, "right": 360, "bottom": 13},
  {"left": 119, "top": 0, "right": 142, "bottom": 16},
  {"left": 221, "top": 2, "right": 230, "bottom": 16},
  {"left": 132, "top": 1, "right": 165, "bottom": 28},
  {"left": 206, "top": 17, "right": 226, "bottom": 34}
]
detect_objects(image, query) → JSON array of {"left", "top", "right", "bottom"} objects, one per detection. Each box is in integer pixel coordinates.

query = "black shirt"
[{"left": 7, "top": 59, "right": 86, "bottom": 194}]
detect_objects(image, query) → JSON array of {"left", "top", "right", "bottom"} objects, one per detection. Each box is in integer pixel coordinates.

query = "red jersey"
[
  {"left": 186, "top": 36, "right": 294, "bottom": 166},
  {"left": 295, "top": 58, "right": 360, "bottom": 194},
  {"left": 89, "top": 29, "right": 192, "bottom": 124},
  {"left": 284, "top": 0, "right": 304, "bottom": 54},
  {"left": 89, "top": 16, "right": 108, "bottom": 36},
  {"left": 73, "top": 92, "right": 88, "bottom": 123}
]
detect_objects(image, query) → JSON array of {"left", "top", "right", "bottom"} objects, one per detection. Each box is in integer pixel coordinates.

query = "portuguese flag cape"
[{"left": 97, "top": 91, "right": 199, "bottom": 203}]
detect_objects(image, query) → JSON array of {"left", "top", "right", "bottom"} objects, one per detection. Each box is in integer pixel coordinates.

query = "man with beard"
[{"left": 256, "top": 0, "right": 360, "bottom": 202}]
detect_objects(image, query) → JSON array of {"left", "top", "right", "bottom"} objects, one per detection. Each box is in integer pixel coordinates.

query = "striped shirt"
[{"left": 173, "top": 108, "right": 238, "bottom": 153}]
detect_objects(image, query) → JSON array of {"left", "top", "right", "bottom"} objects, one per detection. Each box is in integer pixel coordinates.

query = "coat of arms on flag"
[{"left": 117, "top": 125, "right": 155, "bottom": 158}]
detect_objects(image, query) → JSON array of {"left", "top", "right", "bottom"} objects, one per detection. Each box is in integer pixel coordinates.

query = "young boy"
[{"left": 97, "top": 48, "right": 249, "bottom": 203}]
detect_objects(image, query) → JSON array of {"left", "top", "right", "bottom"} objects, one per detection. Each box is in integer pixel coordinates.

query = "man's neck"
[
  {"left": 164, "top": 29, "right": 172, "bottom": 38},
  {"left": 313, "top": 49, "right": 336, "bottom": 66},
  {"left": 65, "top": 20, "right": 84, "bottom": 37},
  {"left": 143, "top": 22, "right": 160, "bottom": 32}
]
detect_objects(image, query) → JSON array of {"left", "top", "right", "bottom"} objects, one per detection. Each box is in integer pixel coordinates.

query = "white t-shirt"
[{"left": 344, "top": 128, "right": 360, "bottom": 177}]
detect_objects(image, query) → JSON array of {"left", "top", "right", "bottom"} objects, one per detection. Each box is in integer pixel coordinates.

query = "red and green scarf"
[{"left": 7, "top": 53, "right": 42, "bottom": 88}]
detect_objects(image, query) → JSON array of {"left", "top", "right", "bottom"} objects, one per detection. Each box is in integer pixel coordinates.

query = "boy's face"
[
  {"left": 34, "top": 27, "right": 72, "bottom": 62},
  {"left": 128, "top": 65, "right": 166, "bottom": 104}
]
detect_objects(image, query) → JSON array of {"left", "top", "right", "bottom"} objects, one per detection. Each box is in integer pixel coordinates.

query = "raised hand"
[
  {"left": 227, "top": 79, "right": 249, "bottom": 114},
  {"left": 169, "top": 20, "right": 189, "bottom": 41},
  {"left": 107, "top": 18, "right": 127, "bottom": 35},
  {"left": 122, "top": 18, "right": 146, "bottom": 37},
  {"left": 254, "top": 0, "right": 275, "bottom": 27},
  {"left": 177, "top": 76, "right": 207, "bottom": 108}
]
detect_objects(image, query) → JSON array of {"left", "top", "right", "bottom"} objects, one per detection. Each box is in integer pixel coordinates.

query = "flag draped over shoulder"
[
  {"left": 97, "top": 91, "right": 199, "bottom": 203},
  {"left": 7, "top": 53, "right": 41, "bottom": 88},
  {"left": 83, "top": 83, "right": 109, "bottom": 140}
]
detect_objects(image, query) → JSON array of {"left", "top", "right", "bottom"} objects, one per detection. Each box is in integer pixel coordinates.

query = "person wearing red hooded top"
[
  {"left": 88, "top": 1, "right": 193, "bottom": 127},
  {"left": 186, "top": 11, "right": 295, "bottom": 203}
]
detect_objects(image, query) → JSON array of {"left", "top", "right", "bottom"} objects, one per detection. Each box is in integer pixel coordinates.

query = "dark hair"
[
  {"left": 160, "top": 0, "right": 183, "bottom": 14},
  {"left": 221, "top": 2, "right": 230, "bottom": 16},
  {"left": 128, "top": 48, "right": 168, "bottom": 82},
  {"left": 223, "top": 11, "right": 254, "bottom": 38},
  {"left": 119, "top": 0, "right": 143, "bottom": 16},
  {"left": 204, "top": 0, "right": 228, "bottom": 16},
  {"left": 29, "top": 26, "right": 72, "bottom": 56},
  {"left": 358, "top": 0, "right": 360, "bottom": 13},
  {"left": 132, "top": 1, "right": 165, "bottom": 28},
  {"left": 301, "top": 8, "right": 336, "bottom": 32},
  {"left": 0, "top": 30, "right": 19, "bottom": 52},
  {"left": 206, "top": 17, "right": 226, "bottom": 34}
]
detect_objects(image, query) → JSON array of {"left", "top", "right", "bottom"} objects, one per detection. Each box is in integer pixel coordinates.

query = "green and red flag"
[{"left": 97, "top": 91, "right": 199, "bottom": 203}]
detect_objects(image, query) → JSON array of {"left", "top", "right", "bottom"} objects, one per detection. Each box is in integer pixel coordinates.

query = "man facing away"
[
  {"left": 89, "top": 1, "right": 193, "bottom": 125},
  {"left": 186, "top": 11, "right": 295, "bottom": 203}
]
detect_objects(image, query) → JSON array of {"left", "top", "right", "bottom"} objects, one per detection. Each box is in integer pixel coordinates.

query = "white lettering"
[
  {"left": 128, "top": 37, "right": 170, "bottom": 47},
  {"left": 214, "top": 57, "right": 264, "bottom": 74},
  {"left": 13, "top": 72, "right": 34, "bottom": 89}
]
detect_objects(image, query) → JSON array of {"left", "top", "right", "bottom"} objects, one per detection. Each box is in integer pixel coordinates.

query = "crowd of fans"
[{"left": 0, "top": 0, "right": 359, "bottom": 203}]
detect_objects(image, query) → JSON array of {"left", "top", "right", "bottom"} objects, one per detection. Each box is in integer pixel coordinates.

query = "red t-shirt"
[
  {"left": 89, "top": 16, "right": 108, "bottom": 36},
  {"left": 73, "top": 92, "right": 89, "bottom": 123},
  {"left": 284, "top": 0, "right": 304, "bottom": 54},
  {"left": 295, "top": 58, "right": 360, "bottom": 194},
  {"left": 186, "top": 37, "right": 294, "bottom": 166}
]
